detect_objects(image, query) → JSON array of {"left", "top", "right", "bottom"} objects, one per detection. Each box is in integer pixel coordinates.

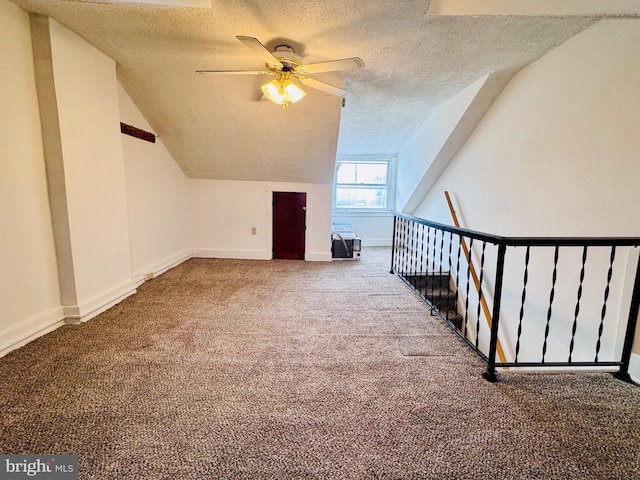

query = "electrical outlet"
[{"left": 251, "top": 227, "right": 257, "bottom": 235}]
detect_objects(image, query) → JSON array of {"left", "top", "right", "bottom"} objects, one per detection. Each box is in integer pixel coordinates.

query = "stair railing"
[
  {"left": 390, "top": 212, "right": 640, "bottom": 383},
  {"left": 444, "top": 191, "right": 507, "bottom": 365}
]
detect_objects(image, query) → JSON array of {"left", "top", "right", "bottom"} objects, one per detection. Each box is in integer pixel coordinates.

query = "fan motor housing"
[{"left": 272, "top": 45, "right": 302, "bottom": 71}]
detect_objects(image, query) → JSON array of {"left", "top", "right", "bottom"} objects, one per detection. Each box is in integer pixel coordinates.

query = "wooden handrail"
[{"left": 445, "top": 191, "right": 507, "bottom": 364}]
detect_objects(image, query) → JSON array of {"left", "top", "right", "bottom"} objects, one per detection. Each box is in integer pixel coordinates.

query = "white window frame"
[{"left": 332, "top": 155, "right": 396, "bottom": 215}]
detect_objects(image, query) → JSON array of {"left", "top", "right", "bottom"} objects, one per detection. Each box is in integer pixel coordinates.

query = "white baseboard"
[
  {"left": 132, "top": 250, "right": 192, "bottom": 286},
  {"left": 0, "top": 307, "right": 65, "bottom": 358},
  {"left": 63, "top": 280, "right": 137, "bottom": 324},
  {"left": 1, "top": 252, "right": 191, "bottom": 357},
  {"left": 193, "top": 249, "right": 272, "bottom": 260}
]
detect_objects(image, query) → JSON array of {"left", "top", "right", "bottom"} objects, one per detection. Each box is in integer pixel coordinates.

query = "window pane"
[
  {"left": 355, "top": 163, "right": 387, "bottom": 185},
  {"left": 336, "top": 163, "right": 356, "bottom": 184},
  {"left": 336, "top": 187, "right": 387, "bottom": 209}
]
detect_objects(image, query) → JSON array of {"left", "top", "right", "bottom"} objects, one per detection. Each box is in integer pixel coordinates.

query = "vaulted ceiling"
[{"left": 10, "top": 0, "right": 619, "bottom": 183}]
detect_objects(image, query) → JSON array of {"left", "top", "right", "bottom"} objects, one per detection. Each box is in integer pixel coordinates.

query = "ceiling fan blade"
[
  {"left": 236, "top": 36, "right": 283, "bottom": 68},
  {"left": 196, "top": 69, "right": 271, "bottom": 75},
  {"left": 301, "top": 57, "right": 364, "bottom": 74},
  {"left": 298, "top": 77, "right": 349, "bottom": 98}
]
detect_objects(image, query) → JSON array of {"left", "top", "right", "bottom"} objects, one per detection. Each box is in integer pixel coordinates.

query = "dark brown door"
[{"left": 272, "top": 192, "right": 306, "bottom": 260}]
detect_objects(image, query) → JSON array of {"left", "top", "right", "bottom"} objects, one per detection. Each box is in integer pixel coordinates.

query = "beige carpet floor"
[{"left": 1, "top": 247, "right": 639, "bottom": 479}]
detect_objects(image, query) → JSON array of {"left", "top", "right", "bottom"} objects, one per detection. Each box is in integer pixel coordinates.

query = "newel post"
[
  {"left": 390, "top": 214, "right": 398, "bottom": 274},
  {"left": 614, "top": 250, "right": 640, "bottom": 383},
  {"left": 483, "top": 242, "right": 507, "bottom": 382}
]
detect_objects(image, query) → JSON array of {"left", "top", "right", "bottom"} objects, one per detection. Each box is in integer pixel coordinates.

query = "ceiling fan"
[{"left": 197, "top": 36, "right": 365, "bottom": 108}]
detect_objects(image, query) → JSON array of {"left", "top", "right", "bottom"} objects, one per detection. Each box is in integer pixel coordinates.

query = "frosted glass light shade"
[
  {"left": 261, "top": 78, "right": 306, "bottom": 106},
  {"left": 282, "top": 80, "right": 306, "bottom": 103}
]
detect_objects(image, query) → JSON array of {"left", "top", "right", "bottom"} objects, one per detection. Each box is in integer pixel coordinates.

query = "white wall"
[
  {"left": 331, "top": 213, "right": 394, "bottom": 246},
  {"left": 1, "top": 4, "right": 193, "bottom": 356},
  {"left": 396, "top": 75, "right": 488, "bottom": 213},
  {"left": 396, "top": 71, "right": 513, "bottom": 214},
  {"left": 191, "top": 180, "right": 332, "bottom": 261},
  {"left": 118, "top": 84, "right": 191, "bottom": 283},
  {"left": 0, "top": 0, "right": 63, "bottom": 356},
  {"left": 415, "top": 19, "right": 640, "bottom": 236},
  {"left": 412, "top": 18, "right": 640, "bottom": 380},
  {"left": 46, "top": 19, "right": 135, "bottom": 320}
]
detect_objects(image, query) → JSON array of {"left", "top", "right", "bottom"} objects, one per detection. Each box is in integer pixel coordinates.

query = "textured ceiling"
[{"left": 11, "top": 0, "right": 599, "bottom": 183}]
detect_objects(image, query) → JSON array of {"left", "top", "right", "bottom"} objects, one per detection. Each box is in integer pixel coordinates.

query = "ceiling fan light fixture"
[
  {"left": 282, "top": 79, "right": 306, "bottom": 103},
  {"left": 261, "top": 80, "right": 284, "bottom": 103},
  {"left": 198, "top": 36, "right": 364, "bottom": 106},
  {"left": 261, "top": 77, "right": 306, "bottom": 108}
]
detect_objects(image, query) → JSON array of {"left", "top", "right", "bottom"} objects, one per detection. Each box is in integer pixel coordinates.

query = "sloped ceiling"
[{"left": 10, "top": 0, "right": 602, "bottom": 183}]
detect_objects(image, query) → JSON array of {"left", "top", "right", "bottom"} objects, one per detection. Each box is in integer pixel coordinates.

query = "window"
[{"left": 333, "top": 157, "right": 394, "bottom": 212}]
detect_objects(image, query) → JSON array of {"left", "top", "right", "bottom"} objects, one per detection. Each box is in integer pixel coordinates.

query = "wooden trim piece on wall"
[{"left": 120, "top": 122, "right": 156, "bottom": 143}]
